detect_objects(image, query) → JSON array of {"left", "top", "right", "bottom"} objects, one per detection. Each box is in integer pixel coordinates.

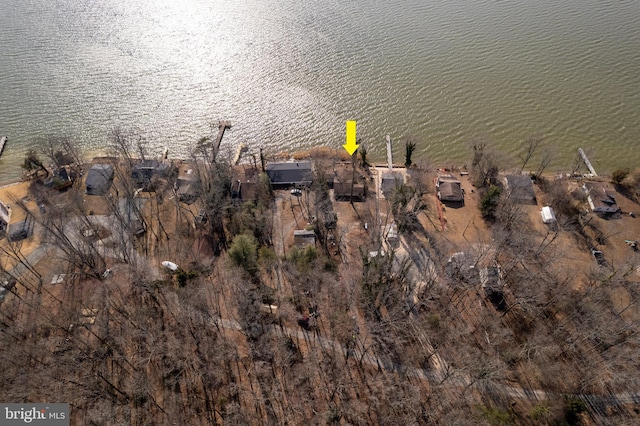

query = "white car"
[{"left": 161, "top": 261, "right": 179, "bottom": 271}]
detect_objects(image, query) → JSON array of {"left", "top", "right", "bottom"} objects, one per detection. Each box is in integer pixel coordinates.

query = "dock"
[
  {"left": 0, "top": 136, "right": 7, "bottom": 158},
  {"left": 211, "top": 121, "right": 232, "bottom": 162},
  {"left": 578, "top": 148, "right": 597, "bottom": 176},
  {"left": 385, "top": 134, "right": 393, "bottom": 171}
]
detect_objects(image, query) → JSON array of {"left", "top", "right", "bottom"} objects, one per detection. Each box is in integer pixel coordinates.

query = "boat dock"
[
  {"left": 211, "top": 121, "right": 232, "bottom": 162},
  {"left": 0, "top": 136, "right": 7, "bottom": 158},
  {"left": 385, "top": 134, "right": 393, "bottom": 171},
  {"left": 578, "top": 148, "right": 598, "bottom": 176}
]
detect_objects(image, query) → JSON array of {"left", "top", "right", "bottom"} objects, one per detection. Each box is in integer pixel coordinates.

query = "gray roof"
[
  {"left": 266, "top": 161, "right": 313, "bottom": 185},
  {"left": 437, "top": 176, "right": 463, "bottom": 202},
  {"left": 381, "top": 172, "right": 403, "bottom": 196},
  {"left": 86, "top": 164, "right": 114, "bottom": 195},
  {"left": 504, "top": 175, "right": 536, "bottom": 204}
]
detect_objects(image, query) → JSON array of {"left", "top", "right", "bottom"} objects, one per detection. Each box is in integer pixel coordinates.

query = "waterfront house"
[
  {"left": 266, "top": 161, "right": 313, "bottom": 188},
  {"left": 132, "top": 159, "right": 169, "bottom": 190},
  {"left": 436, "top": 175, "right": 464, "bottom": 204},
  {"left": 85, "top": 164, "right": 114, "bottom": 195},
  {"left": 504, "top": 175, "right": 537, "bottom": 205}
]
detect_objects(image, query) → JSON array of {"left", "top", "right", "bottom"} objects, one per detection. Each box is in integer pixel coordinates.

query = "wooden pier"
[
  {"left": 0, "top": 136, "right": 7, "bottom": 158},
  {"left": 578, "top": 148, "right": 597, "bottom": 176},
  {"left": 385, "top": 134, "right": 393, "bottom": 171},
  {"left": 211, "top": 121, "right": 231, "bottom": 162}
]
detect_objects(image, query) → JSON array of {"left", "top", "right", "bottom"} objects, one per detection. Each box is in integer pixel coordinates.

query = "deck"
[{"left": 211, "top": 121, "right": 231, "bottom": 162}]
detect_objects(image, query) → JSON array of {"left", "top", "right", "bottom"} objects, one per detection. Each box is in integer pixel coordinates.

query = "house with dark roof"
[
  {"left": 582, "top": 182, "right": 620, "bottom": 215},
  {"left": 266, "top": 161, "right": 313, "bottom": 187},
  {"left": 504, "top": 175, "right": 537, "bottom": 205},
  {"left": 333, "top": 167, "right": 367, "bottom": 201},
  {"left": 132, "top": 159, "right": 169, "bottom": 189},
  {"left": 231, "top": 166, "right": 261, "bottom": 202},
  {"left": 436, "top": 175, "right": 464, "bottom": 204},
  {"left": 85, "top": 164, "right": 114, "bottom": 195}
]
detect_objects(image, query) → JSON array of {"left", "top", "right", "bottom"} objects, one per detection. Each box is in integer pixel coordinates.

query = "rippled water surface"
[{"left": 1, "top": 0, "right": 639, "bottom": 178}]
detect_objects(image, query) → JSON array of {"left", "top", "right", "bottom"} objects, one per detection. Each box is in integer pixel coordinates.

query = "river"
[{"left": 1, "top": 0, "right": 639, "bottom": 179}]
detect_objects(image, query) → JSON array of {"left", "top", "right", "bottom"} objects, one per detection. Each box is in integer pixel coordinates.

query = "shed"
[
  {"left": 266, "top": 161, "right": 313, "bottom": 187},
  {"left": 85, "top": 164, "right": 114, "bottom": 195},
  {"left": 294, "top": 230, "right": 316, "bottom": 246},
  {"left": 540, "top": 206, "right": 557, "bottom": 224}
]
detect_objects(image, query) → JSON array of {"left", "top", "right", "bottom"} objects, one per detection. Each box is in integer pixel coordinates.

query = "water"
[{"left": 1, "top": 0, "right": 639, "bottom": 180}]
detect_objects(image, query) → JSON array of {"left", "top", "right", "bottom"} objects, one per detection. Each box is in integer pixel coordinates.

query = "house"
[
  {"left": 582, "top": 182, "right": 620, "bottom": 215},
  {"left": 504, "top": 175, "right": 537, "bottom": 204},
  {"left": 436, "top": 175, "right": 464, "bottom": 204},
  {"left": 7, "top": 218, "right": 32, "bottom": 242},
  {"left": 294, "top": 230, "right": 316, "bottom": 246},
  {"left": 231, "top": 166, "right": 260, "bottom": 201},
  {"left": 132, "top": 159, "right": 169, "bottom": 189},
  {"left": 85, "top": 164, "right": 114, "bottom": 195},
  {"left": 43, "top": 167, "right": 74, "bottom": 190},
  {"left": 266, "top": 161, "right": 313, "bottom": 187},
  {"left": 381, "top": 171, "right": 403, "bottom": 197},
  {"left": 0, "top": 199, "right": 10, "bottom": 236},
  {"left": 176, "top": 164, "right": 200, "bottom": 204},
  {"left": 331, "top": 165, "right": 367, "bottom": 201},
  {"left": 333, "top": 180, "right": 367, "bottom": 201}
]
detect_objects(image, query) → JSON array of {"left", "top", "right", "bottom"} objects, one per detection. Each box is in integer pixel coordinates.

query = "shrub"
[
  {"left": 287, "top": 245, "right": 318, "bottom": 271},
  {"left": 480, "top": 185, "right": 502, "bottom": 222},
  {"left": 229, "top": 234, "right": 258, "bottom": 276},
  {"left": 479, "top": 406, "right": 511, "bottom": 425},
  {"left": 564, "top": 397, "right": 586, "bottom": 425},
  {"left": 529, "top": 403, "right": 550, "bottom": 421},
  {"left": 611, "top": 168, "right": 630, "bottom": 184}
]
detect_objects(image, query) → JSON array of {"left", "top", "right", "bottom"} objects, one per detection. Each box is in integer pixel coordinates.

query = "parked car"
[{"left": 195, "top": 209, "right": 208, "bottom": 226}]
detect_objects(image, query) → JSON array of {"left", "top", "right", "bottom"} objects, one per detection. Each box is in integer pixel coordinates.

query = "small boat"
[{"left": 0, "top": 136, "right": 6, "bottom": 157}]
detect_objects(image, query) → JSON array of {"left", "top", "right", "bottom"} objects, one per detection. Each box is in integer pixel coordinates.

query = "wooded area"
[{"left": 1, "top": 134, "right": 639, "bottom": 425}]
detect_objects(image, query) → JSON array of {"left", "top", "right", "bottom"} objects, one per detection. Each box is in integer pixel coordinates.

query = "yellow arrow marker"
[{"left": 343, "top": 120, "right": 359, "bottom": 155}]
